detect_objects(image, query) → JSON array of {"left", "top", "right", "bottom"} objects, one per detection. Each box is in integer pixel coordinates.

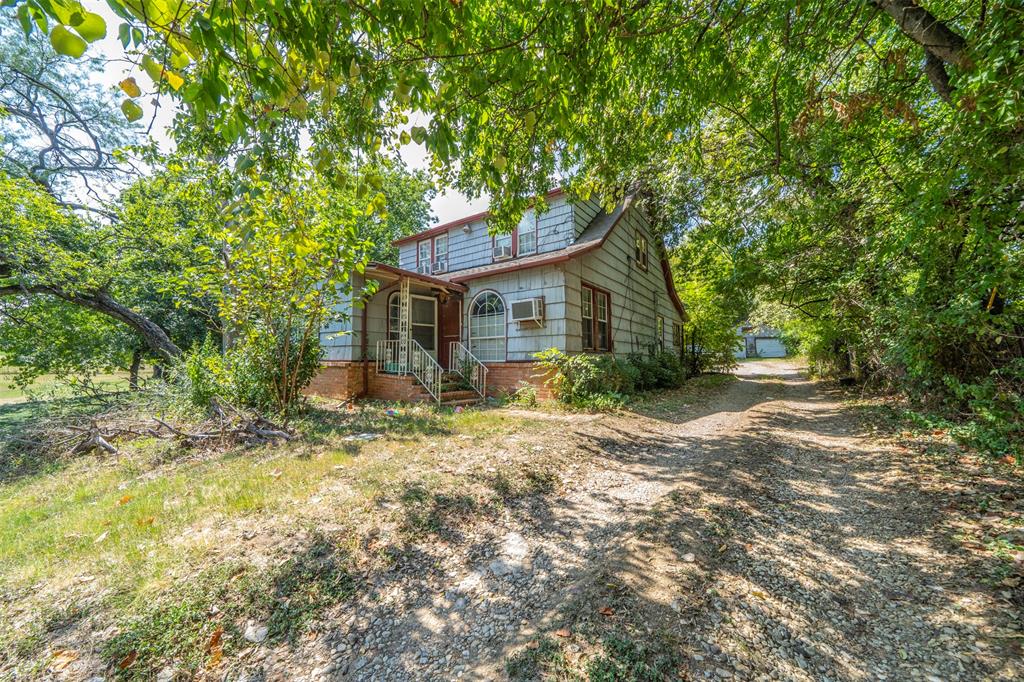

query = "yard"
[{"left": 1, "top": 363, "right": 1021, "bottom": 681}]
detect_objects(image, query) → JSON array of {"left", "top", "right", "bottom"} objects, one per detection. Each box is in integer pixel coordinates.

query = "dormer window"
[{"left": 634, "top": 233, "right": 649, "bottom": 270}]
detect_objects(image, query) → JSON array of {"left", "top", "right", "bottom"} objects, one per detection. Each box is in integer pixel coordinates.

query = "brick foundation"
[
  {"left": 306, "top": 360, "right": 554, "bottom": 402},
  {"left": 484, "top": 362, "right": 554, "bottom": 400},
  {"left": 304, "top": 361, "right": 364, "bottom": 401}
]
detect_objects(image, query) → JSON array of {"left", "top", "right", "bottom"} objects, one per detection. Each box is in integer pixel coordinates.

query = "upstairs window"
[
  {"left": 433, "top": 233, "right": 448, "bottom": 273},
  {"left": 517, "top": 214, "right": 537, "bottom": 256},
  {"left": 634, "top": 233, "right": 649, "bottom": 270},
  {"left": 492, "top": 231, "right": 513, "bottom": 261},
  {"left": 417, "top": 240, "right": 432, "bottom": 273},
  {"left": 582, "top": 284, "right": 611, "bottom": 351}
]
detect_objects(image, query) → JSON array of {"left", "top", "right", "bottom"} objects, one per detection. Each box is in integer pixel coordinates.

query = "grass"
[
  {"left": 0, "top": 367, "right": 136, "bottom": 405},
  {"left": 0, "top": 398, "right": 543, "bottom": 676}
]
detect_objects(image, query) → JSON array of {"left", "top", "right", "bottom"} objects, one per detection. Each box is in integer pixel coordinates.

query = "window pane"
[
  {"left": 581, "top": 288, "right": 592, "bottom": 319},
  {"left": 388, "top": 294, "right": 400, "bottom": 340},
  {"left": 518, "top": 226, "right": 536, "bottom": 254},
  {"left": 412, "top": 324, "right": 435, "bottom": 350},
  {"left": 596, "top": 292, "right": 608, "bottom": 322},
  {"left": 434, "top": 234, "right": 447, "bottom": 256},
  {"left": 597, "top": 319, "right": 608, "bottom": 350},
  {"left": 418, "top": 241, "right": 431, "bottom": 263},
  {"left": 494, "top": 233, "right": 512, "bottom": 249},
  {"left": 411, "top": 298, "right": 434, "bottom": 324}
]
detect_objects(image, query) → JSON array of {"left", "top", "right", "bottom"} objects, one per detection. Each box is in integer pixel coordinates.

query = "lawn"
[
  {"left": 0, "top": 367, "right": 137, "bottom": 405},
  {"left": 0, "top": 396, "right": 566, "bottom": 678}
]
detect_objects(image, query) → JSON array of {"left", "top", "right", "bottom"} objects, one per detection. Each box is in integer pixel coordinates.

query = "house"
[
  {"left": 305, "top": 189, "right": 687, "bottom": 404},
  {"left": 734, "top": 324, "right": 787, "bottom": 359}
]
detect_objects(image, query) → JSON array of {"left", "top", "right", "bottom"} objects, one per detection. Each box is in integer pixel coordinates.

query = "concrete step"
[{"left": 441, "top": 397, "right": 484, "bottom": 407}]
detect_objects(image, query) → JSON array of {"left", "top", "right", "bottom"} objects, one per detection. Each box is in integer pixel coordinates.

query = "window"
[
  {"left": 388, "top": 294, "right": 437, "bottom": 351},
  {"left": 581, "top": 284, "right": 611, "bottom": 351},
  {"left": 388, "top": 292, "right": 401, "bottom": 341},
  {"left": 433, "top": 233, "right": 448, "bottom": 271},
  {"left": 469, "top": 292, "right": 506, "bottom": 361},
  {"left": 656, "top": 315, "right": 665, "bottom": 350},
  {"left": 634, "top": 232, "right": 649, "bottom": 270},
  {"left": 417, "top": 240, "right": 432, "bottom": 271},
  {"left": 673, "top": 321, "right": 683, "bottom": 350},
  {"left": 517, "top": 214, "right": 537, "bottom": 255},
  {"left": 493, "top": 232, "right": 513, "bottom": 261}
]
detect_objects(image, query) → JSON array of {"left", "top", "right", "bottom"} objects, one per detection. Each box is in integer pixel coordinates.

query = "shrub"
[
  {"left": 180, "top": 337, "right": 226, "bottom": 409},
  {"left": 534, "top": 348, "right": 686, "bottom": 409},
  {"left": 507, "top": 381, "right": 538, "bottom": 407},
  {"left": 226, "top": 327, "right": 323, "bottom": 413}
]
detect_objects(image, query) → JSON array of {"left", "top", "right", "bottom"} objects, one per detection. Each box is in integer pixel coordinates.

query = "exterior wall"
[
  {"left": 305, "top": 361, "right": 364, "bottom": 400},
  {"left": 571, "top": 197, "right": 603, "bottom": 239},
  {"left": 398, "top": 195, "right": 576, "bottom": 274},
  {"left": 305, "top": 361, "right": 431, "bottom": 402},
  {"left": 565, "top": 204, "right": 685, "bottom": 359},
  {"left": 460, "top": 264, "right": 567, "bottom": 362},
  {"left": 485, "top": 362, "right": 555, "bottom": 400}
]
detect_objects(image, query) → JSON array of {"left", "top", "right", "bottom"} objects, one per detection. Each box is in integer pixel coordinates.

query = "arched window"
[{"left": 469, "top": 292, "right": 506, "bottom": 362}]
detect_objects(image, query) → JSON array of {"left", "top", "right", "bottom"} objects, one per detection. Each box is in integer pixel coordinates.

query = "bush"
[
  {"left": 174, "top": 328, "right": 322, "bottom": 414},
  {"left": 226, "top": 328, "right": 322, "bottom": 413},
  {"left": 507, "top": 381, "right": 538, "bottom": 407},
  {"left": 534, "top": 348, "right": 686, "bottom": 409}
]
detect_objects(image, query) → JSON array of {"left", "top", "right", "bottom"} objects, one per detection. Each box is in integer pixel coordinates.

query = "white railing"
[
  {"left": 410, "top": 340, "right": 443, "bottom": 403},
  {"left": 449, "top": 341, "right": 488, "bottom": 399},
  {"left": 376, "top": 339, "right": 406, "bottom": 374}
]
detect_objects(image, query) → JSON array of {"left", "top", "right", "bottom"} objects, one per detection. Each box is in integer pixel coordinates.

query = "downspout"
[{"left": 360, "top": 303, "right": 369, "bottom": 398}]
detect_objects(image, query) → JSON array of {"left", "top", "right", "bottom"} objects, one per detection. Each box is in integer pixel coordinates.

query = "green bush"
[
  {"left": 534, "top": 348, "right": 686, "bottom": 409},
  {"left": 174, "top": 329, "right": 322, "bottom": 414}
]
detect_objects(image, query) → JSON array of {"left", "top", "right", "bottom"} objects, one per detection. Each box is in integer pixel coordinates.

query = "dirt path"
[{"left": 252, "top": 360, "right": 1022, "bottom": 681}]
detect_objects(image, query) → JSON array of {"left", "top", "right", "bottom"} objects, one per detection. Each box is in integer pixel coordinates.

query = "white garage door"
[{"left": 754, "top": 337, "right": 787, "bottom": 358}]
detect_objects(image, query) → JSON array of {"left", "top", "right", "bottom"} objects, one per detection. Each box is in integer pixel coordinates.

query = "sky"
[{"left": 81, "top": 1, "right": 485, "bottom": 225}]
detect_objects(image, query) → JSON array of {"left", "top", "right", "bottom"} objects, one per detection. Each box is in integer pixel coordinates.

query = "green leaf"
[
  {"left": 118, "top": 22, "right": 130, "bottom": 48},
  {"left": 75, "top": 12, "right": 106, "bottom": 42},
  {"left": 49, "top": 25, "right": 87, "bottom": 58},
  {"left": 120, "top": 98, "right": 143, "bottom": 122},
  {"left": 410, "top": 126, "right": 426, "bottom": 144}
]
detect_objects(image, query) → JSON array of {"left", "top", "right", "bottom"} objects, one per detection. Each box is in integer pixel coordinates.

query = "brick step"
[
  {"left": 442, "top": 397, "right": 484, "bottom": 407},
  {"left": 439, "top": 389, "right": 480, "bottom": 402}
]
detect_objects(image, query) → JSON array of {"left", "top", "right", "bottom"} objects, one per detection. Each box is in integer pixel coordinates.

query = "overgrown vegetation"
[{"left": 535, "top": 348, "right": 688, "bottom": 409}]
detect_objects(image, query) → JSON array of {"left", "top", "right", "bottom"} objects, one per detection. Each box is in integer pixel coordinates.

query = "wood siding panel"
[
  {"left": 461, "top": 265, "right": 567, "bottom": 361},
  {"left": 567, "top": 205, "right": 684, "bottom": 358}
]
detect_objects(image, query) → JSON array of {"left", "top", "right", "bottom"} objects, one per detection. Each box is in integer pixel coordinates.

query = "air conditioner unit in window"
[
  {"left": 510, "top": 297, "right": 544, "bottom": 325},
  {"left": 416, "top": 262, "right": 432, "bottom": 275},
  {"left": 492, "top": 244, "right": 512, "bottom": 260},
  {"left": 432, "top": 258, "right": 447, "bottom": 274}
]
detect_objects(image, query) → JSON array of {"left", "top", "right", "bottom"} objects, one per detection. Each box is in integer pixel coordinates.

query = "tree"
[{"left": 354, "top": 159, "right": 435, "bottom": 265}]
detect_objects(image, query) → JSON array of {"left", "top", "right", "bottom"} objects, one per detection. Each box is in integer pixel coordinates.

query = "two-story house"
[{"left": 306, "top": 189, "right": 687, "bottom": 404}]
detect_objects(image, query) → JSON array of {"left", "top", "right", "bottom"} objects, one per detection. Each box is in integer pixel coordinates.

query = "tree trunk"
[
  {"left": 0, "top": 284, "right": 182, "bottom": 361},
  {"left": 129, "top": 349, "right": 143, "bottom": 390}
]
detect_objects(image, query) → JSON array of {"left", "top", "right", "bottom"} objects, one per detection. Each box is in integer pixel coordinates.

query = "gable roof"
[
  {"left": 392, "top": 188, "right": 566, "bottom": 246},
  {"left": 433, "top": 195, "right": 688, "bottom": 321}
]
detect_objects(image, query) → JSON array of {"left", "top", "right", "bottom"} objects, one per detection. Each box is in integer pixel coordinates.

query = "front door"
[{"left": 438, "top": 294, "right": 462, "bottom": 368}]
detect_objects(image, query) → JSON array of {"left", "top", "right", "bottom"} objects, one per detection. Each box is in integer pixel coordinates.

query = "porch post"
[{"left": 398, "top": 276, "right": 410, "bottom": 372}]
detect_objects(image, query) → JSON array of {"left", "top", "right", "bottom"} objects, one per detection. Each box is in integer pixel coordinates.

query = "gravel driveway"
[{"left": 249, "top": 360, "right": 1023, "bottom": 681}]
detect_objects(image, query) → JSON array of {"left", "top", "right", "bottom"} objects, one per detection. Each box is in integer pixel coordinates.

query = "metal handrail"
[
  {"left": 448, "top": 341, "right": 488, "bottom": 399},
  {"left": 376, "top": 339, "right": 405, "bottom": 374},
  {"left": 409, "top": 340, "right": 443, "bottom": 404}
]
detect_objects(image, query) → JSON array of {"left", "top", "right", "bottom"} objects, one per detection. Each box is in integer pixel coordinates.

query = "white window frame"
[
  {"left": 468, "top": 291, "right": 506, "bottom": 362},
  {"left": 517, "top": 214, "right": 538, "bottom": 256},
  {"left": 492, "top": 232, "right": 513, "bottom": 261},
  {"left": 634, "top": 232, "right": 649, "bottom": 271},
  {"left": 417, "top": 240, "right": 432, "bottom": 268}
]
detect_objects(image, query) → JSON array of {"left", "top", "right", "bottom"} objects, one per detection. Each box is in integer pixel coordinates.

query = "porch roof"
[{"left": 364, "top": 261, "right": 469, "bottom": 293}]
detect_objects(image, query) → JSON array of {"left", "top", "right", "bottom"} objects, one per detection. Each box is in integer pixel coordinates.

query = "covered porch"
[{"left": 360, "top": 263, "right": 488, "bottom": 404}]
